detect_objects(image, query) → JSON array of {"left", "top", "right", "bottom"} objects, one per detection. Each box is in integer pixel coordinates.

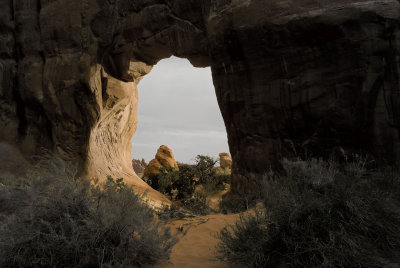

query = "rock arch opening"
[
  {"left": 132, "top": 56, "right": 229, "bottom": 165},
  {"left": 1, "top": 0, "right": 400, "bottom": 205}
]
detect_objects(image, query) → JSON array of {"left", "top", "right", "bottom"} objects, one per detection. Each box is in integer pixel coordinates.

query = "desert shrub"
[
  {"left": 148, "top": 155, "right": 230, "bottom": 216},
  {"left": 216, "top": 173, "right": 231, "bottom": 184},
  {"left": 0, "top": 159, "right": 177, "bottom": 268},
  {"left": 217, "top": 158, "right": 400, "bottom": 268},
  {"left": 172, "top": 165, "right": 198, "bottom": 199},
  {"left": 281, "top": 157, "right": 339, "bottom": 185},
  {"left": 158, "top": 204, "right": 189, "bottom": 220},
  {"left": 217, "top": 210, "right": 270, "bottom": 266},
  {"left": 194, "top": 155, "right": 217, "bottom": 178},
  {"left": 148, "top": 165, "right": 197, "bottom": 200},
  {"left": 219, "top": 194, "right": 252, "bottom": 214},
  {"left": 182, "top": 193, "right": 210, "bottom": 216},
  {"left": 202, "top": 173, "right": 229, "bottom": 194},
  {"left": 147, "top": 167, "right": 177, "bottom": 195},
  {"left": 158, "top": 193, "right": 211, "bottom": 220},
  {"left": 342, "top": 154, "right": 373, "bottom": 178},
  {"left": 148, "top": 165, "right": 209, "bottom": 216},
  {"left": 148, "top": 155, "right": 228, "bottom": 199},
  {"left": 194, "top": 155, "right": 226, "bottom": 194}
]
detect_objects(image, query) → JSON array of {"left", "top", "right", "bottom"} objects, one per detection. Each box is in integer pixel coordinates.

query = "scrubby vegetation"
[
  {"left": 194, "top": 155, "right": 229, "bottom": 194},
  {"left": 147, "top": 164, "right": 197, "bottom": 200},
  {"left": 158, "top": 193, "right": 211, "bottom": 220},
  {"left": 219, "top": 193, "right": 253, "bottom": 214},
  {"left": 0, "top": 158, "right": 177, "bottom": 268},
  {"left": 217, "top": 158, "right": 400, "bottom": 268},
  {"left": 147, "top": 155, "right": 230, "bottom": 215}
]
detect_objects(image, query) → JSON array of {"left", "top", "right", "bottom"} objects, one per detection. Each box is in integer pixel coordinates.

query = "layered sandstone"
[
  {"left": 219, "top": 153, "right": 232, "bottom": 170},
  {"left": 144, "top": 145, "right": 178, "bottom": 177},
  {"left": 1, "top": 0, "right": 400, "bottom": 199},
  {"left": 216, "top": 152, "right": 232, "bottom": 175}
]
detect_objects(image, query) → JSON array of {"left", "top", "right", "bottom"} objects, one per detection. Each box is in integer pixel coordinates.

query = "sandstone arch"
[{"left": 1, "top": 0, "right": 400, "bottom": 200}]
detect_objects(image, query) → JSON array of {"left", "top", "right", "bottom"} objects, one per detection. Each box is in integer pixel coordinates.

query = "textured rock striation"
[{"left": 1, "top": 0, "right": 400, "bottom": 197}]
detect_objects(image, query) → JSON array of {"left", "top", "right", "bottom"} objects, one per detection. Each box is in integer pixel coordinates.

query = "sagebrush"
[
  {"left": 0, "top": 158, "right": 177, "bottom": 267},
  {"left": 217, "top": 158, "right": 400, "bottom": 268}
]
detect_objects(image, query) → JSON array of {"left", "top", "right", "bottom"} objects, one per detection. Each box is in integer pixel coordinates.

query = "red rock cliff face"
[
  {"left": 207, "top": 0, "right": 400, "bottom": 194},
  {"left": 1, "top": 0, "right": 400, "bottom": 197}
]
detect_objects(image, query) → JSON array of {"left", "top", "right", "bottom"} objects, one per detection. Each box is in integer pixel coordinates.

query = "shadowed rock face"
[{"left": 1, "top": 0, "right": 400, "bottom": 197}]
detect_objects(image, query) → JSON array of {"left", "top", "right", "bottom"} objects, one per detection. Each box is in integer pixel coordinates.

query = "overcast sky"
[{"left": 131, "top": 56, "right": 229, "bottom": 164}]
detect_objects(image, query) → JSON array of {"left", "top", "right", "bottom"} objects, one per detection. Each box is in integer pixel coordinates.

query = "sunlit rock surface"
[
  {"left": 132, "top": 158, "right": 147, "bottom": 174},
  {"left": 1, "top": 0, "right": 400, "bottom": 199},
  {"left": 219, "top": 153, "right": 232, "bottom": 170},
  {"left": 144, "top": 145, "right": 178, "bottom": 178},
  {"left": 216, "top": 152, "right": 232, "bottom": 175}
]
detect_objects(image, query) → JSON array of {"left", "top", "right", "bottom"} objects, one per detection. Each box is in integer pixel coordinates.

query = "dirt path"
[{"left": 149, "top": 213, "right": 240, "bottom": 268}]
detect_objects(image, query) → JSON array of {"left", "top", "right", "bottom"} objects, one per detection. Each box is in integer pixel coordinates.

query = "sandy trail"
[{"left": 149, "top": 213, "right": 240, "bottom": 268}]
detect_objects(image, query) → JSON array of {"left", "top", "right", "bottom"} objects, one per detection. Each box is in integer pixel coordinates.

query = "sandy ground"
[{"left": 149, "top": 213, "right": 240, "bottom": 268}]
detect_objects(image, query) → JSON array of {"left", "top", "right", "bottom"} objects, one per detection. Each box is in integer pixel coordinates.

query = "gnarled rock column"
[{"left": 86, "top": 62, "right": 151, "bottom": 182}]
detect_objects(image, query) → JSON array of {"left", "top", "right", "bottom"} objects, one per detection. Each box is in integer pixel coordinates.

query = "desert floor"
[{"left": 149, "top": 213, "right": 240, "bottom": 268}]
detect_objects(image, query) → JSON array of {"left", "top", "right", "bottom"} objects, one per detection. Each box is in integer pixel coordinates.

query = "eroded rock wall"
[
  {"left": 1, "top": 0, "right": 400, "bottom": 199},
  {"left": 208, "top": 0, "right": 400, "bottom": 195}
]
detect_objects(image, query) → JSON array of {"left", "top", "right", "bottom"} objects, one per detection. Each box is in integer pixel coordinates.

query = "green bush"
[
  {"left": 157, "top": 193, "right": 211, "bottom": 220},
  {"left": 182, "top": 193, "right": 210, "bottom": 216},
  {"left": 151, "top": 165, "right": 211, "bottom": 216},
  {"left": 172, "top": 165, "right": 198, "bottom": 199},
  {"left": 148, "top": 165, "right": 197, "bottom": 200},
  {"left": 0, "top": 159, "right": 177, "bottom": 268},
  {"left": 147, "top": 167, "right": 177, "bottom": 195},
  {"left": 147, "top": 155, "right": 230, "bottom": 216},
  {"left": 194, "top": 155, "right": 227, "bottom": 194},
  {"left": 194, "top": 155, "right": 217, "bottom": 178},
  {"left": 217, "top": 158, "right": 400, "bottom": 268},
  {"left": 148, "top": 155, "right": 228, "bottom": 200},
  {"left": 219, "top": 194, "right": 252, "bottom": 214},
  {"left": 157, "top": 204, "right": 189, "bottom": 220}
]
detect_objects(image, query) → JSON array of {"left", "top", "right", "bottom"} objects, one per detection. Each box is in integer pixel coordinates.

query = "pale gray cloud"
[{"left": 131, "top": 56, "right": 229, "bottom": 163}]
